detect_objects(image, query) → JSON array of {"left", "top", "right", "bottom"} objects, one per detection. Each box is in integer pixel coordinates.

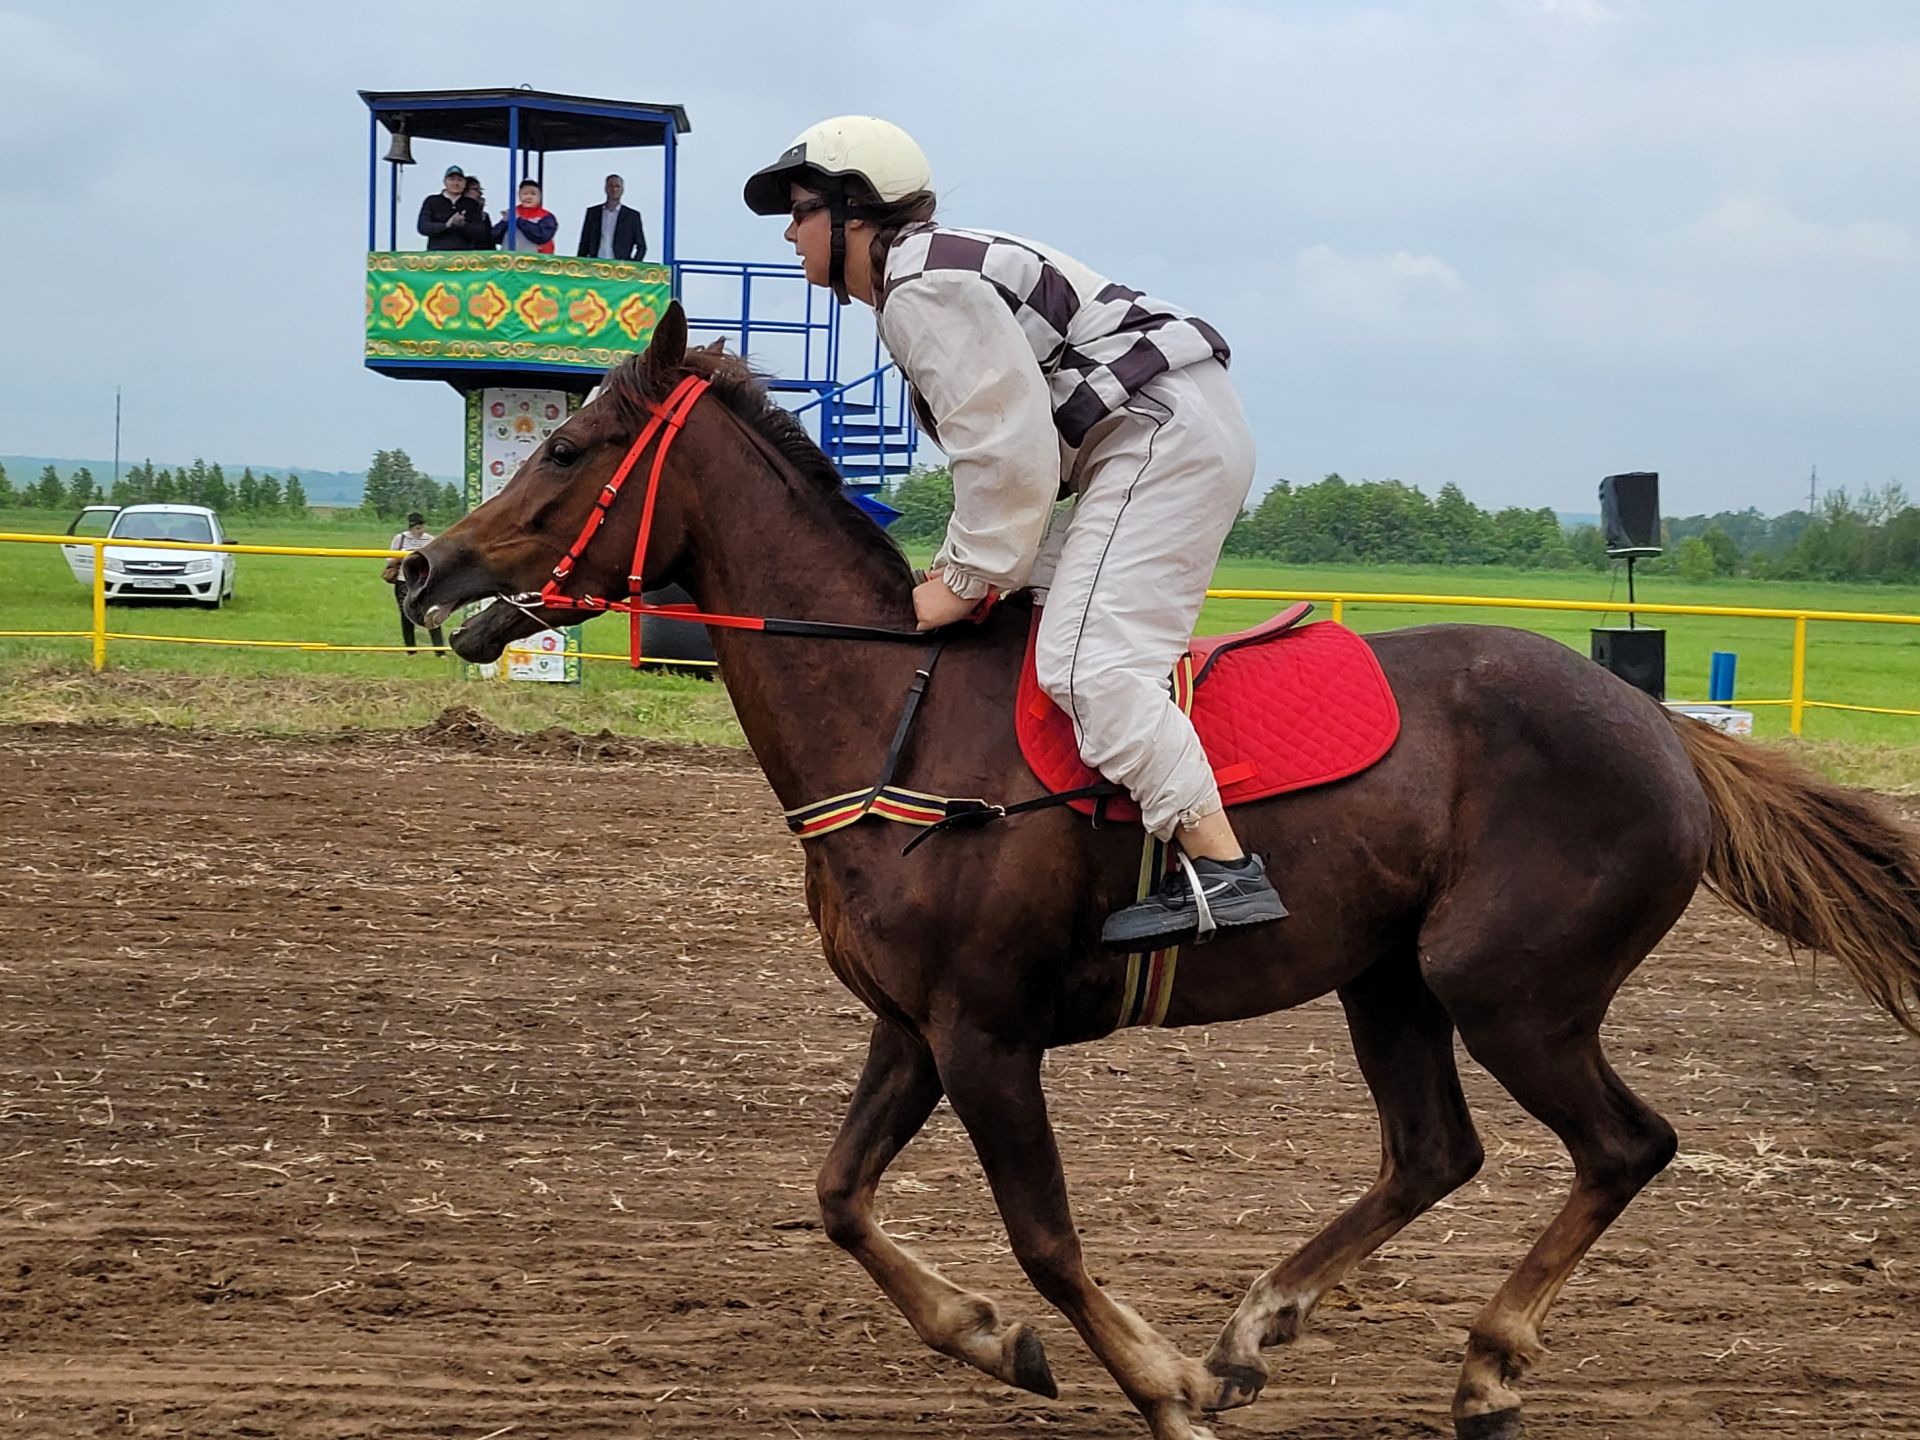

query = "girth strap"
[
  {"left": 897, "top": 781, "right": 1121, "bottom": 854},
  {"left": 782, "top": 636, "right": 948, "bottom": 838},
  {"left": 787, "top": 778, "right": 1122, "bottom": 849},
  {"left": 781, "top": 627, "right": 1123, "bottom": 851},
  {"left": 786, "top": 785, "right": 954, "bottom": 838}
]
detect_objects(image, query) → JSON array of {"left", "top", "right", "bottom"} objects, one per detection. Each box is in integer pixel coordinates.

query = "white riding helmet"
[{"left": 743, "top": 116, "right": 933, "bottom": 216}]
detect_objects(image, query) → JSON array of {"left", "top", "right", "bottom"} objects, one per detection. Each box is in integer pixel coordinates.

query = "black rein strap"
[{"left": 861, "top": 634, "right": 949, "bottom": 814}]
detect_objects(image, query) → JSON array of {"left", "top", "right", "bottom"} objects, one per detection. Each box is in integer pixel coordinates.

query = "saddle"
[{"left": 1016, "top": 602, "right": 1401, "bottom": 823}]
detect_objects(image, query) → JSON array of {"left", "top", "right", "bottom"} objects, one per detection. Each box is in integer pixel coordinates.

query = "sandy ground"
[{"left": 1, "top": 719, "right": 1917, "bottom": 1439}]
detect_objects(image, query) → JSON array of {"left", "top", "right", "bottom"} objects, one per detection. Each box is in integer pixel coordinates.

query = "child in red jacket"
[{"left": 493, "top": 179, "right": 557, "bottom": 254}]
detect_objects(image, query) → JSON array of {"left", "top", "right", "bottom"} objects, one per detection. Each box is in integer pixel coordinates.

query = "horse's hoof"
[
  {"left": 1200, "top": 1358, "right": 1267, "bottom": 1412},
  {"left": 1010, "top": 1323, "right": 1059, "bottom": 1399},
  {"left": 1456, "top": 1408, "right": 1524, "bottom": 1440}
]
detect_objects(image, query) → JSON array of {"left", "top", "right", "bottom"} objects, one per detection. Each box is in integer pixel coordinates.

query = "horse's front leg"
[
  {"left": 931, "top": 1025, "right": 1223, "bottom": 1440},
  {"left": 817, "top": 1018, "right": 1059, "bottom": 1397}
]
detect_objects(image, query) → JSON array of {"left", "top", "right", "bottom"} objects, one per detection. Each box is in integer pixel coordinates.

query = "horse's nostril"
[{"left": 401, "top": 551, "right": 432, "bottom": 587}]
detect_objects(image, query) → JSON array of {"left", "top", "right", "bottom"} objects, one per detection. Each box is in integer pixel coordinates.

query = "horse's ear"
[{"left": 645, "top": 301, "right": 688, "bottom": 375}]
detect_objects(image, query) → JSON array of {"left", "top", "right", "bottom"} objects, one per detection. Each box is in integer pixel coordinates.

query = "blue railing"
[
  {"left": 792, "top": 344, "right": 920, "bottom": 492},
  {"left": 673, "top": 259, "right": 919, "bottom": 493},
  {"left": 673, "top": 258, "right": 839, "bottom": 392}
]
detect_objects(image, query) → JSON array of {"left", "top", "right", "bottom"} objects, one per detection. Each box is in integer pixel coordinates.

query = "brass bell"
[{"left": 384, "top": 124, "right": 415, "bottom": 166}]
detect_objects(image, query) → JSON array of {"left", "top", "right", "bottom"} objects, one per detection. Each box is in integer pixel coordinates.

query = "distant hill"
[
  {"left": 1557, "top": 511, "right": 1600, "bottom": 530},
  {"left": 0, "top": 456, "right": 451, "bottom": 508}
]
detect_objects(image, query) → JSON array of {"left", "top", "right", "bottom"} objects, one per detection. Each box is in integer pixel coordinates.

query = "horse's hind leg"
[
  {"left": 1205, "top": 954, "right": 1484, "bottom": 1409},
  {"left": 1426, "top": 959, "right": 1678, "bottom": 1438},
  {"left": 816, "top": 1019, "right": 1058, "bottom": 1398}
]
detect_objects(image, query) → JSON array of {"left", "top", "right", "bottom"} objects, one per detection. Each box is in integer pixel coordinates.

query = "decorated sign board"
[
  {"left": 366, "top": 253, "right": 672, "bottom": 374},
  {"left": 463, "top": 387, "right": 584, "bottom": 683}
]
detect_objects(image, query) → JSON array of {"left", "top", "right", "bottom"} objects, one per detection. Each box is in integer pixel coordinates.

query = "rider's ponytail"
[{"left": 863, "top": 191, "right": 938, "bottom": 311}]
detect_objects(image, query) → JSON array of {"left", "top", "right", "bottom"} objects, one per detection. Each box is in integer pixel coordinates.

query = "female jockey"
[{"left": 745, "top": 116, "right": 1286, "bottom": 950}]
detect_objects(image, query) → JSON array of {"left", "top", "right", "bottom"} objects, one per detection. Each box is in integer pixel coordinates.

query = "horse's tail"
[{"left": 1671, "top": 714, "right": 1920, "bottom": 1035}]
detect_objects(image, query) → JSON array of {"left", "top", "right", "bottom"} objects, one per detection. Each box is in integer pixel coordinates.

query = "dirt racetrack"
[{"left": 2, "top": 719, "right": 1918, "bottom": 1439}]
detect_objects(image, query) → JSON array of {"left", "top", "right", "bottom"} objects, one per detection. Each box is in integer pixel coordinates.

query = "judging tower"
[{"left": 360, "top": 87, "right": 917, "bottom": 675}]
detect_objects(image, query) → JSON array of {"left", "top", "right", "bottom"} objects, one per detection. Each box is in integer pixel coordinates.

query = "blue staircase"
[{"left": 674, "top": 259, "right": 919, "bottom": 523}]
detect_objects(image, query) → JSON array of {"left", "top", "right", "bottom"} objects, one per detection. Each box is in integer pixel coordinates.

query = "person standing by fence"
[{"left": 384, "top": 512, "right": 444, "bottom": 655}]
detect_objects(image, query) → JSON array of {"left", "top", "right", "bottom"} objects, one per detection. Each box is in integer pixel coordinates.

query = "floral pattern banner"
[
  {"left": 367, "top": 252, "right": 671, "bottom": 371},
  {"left": 460, "top": 387, "right": 585, "bottom": 684}
]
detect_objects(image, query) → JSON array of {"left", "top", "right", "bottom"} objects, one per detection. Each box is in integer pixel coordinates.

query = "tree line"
[
  {"left": 0, "top": 458, "right": 311, "bottom": 515},
  {"left": 0, "top": 449, "right": 464, "bottom": 523},
  {"left": 883, "top": 469, "right": 1920, "bottom": 583},
  {"left": 358, "top": 450, "right": 463, "bottom": 522},
  {"left": 1663, "top": 485, "right": 1920, "bottom": 582}
]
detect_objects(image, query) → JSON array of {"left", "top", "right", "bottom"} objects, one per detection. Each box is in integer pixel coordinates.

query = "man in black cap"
[{"left": 417, "top": 166, "right": 475, "bottom": 251}]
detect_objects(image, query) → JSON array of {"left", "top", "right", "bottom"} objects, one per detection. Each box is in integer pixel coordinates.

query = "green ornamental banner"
[{"left": 366, "top": 252, "right": 671, "bottom": 371}]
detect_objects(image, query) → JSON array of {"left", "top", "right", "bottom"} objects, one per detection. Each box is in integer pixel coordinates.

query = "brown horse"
[{"left": 404, "top": 303, "right": 1920, "bottom": 1440}]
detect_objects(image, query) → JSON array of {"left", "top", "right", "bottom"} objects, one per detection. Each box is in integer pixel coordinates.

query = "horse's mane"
[{"left": 603, "top": 347, "right": 914, "bottom": 586}]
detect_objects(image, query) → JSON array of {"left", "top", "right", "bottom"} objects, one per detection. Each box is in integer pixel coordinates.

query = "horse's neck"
[{"left": 675, "top": 426, "right": 925, "bottom": 811}]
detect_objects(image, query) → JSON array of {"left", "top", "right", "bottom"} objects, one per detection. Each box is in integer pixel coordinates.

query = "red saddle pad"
[{"left": 1016, "top": 609, "right": 1401, "bottom": 822}]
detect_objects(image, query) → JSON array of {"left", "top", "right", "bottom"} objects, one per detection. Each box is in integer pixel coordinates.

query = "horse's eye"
[{"left": 550, "top": 438, "right": 579, "bottom": 468}]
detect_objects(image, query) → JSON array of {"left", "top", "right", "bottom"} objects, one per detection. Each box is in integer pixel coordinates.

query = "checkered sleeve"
[{"left": 882, "top": 271, "right": 1063, "bottom": 596}]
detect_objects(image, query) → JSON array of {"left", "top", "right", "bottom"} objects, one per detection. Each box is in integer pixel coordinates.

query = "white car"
[{"left": 62, "top": 503, "right": 237, "bottom": 609}]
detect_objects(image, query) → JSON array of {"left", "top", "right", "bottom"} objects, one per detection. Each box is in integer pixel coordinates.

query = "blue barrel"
[{"left": 1709, "top": 651, "right": 1737, "bottom": 703}]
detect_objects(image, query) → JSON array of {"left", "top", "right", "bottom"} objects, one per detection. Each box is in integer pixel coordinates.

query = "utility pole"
[
  {"left": 113, "top": 387, "right": 122, "bottom": 497},
  {"left": 1807, "top": 463, "right": 1818, "bottom": 514}
]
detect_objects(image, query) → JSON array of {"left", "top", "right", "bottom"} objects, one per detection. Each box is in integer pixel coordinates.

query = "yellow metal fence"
[
  {"left": 0, "top": 529, "right": 711, "bottom": 675},
  {"left": 1210, "top": 588, "right": 1920, "bottom": 734},
  {"left": 4, "top": 531, "right": 1919, "bottom": 736}
]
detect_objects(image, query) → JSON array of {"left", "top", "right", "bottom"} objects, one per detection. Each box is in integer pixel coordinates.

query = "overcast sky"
[{"left": 3, "top": 1, "right": 1915, "bottom": 515}]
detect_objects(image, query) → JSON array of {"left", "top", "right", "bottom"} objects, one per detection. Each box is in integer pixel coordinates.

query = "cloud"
[
  {"left": 1290, "top": 245, "right": 1471, "bottom": 335},
  {"left": 1504, "top": 0, "right": 1619, "bottom": 24},
  {"left": 0, "top": 0, "right": 1915, "bottom": 516},
  {"left": 1527, "top": 268, "right": 1708, "bottom": 357},
  {"left": 1684, "top": 194, "right": 1918, "bottom": 269}
]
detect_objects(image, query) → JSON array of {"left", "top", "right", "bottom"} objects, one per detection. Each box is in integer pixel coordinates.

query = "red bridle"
[
  {"left": 506, "top": 370, "right": 977, "bottom": 664},
  {"left": 508, "top": 374, "right": 762, "bottom": 663}
]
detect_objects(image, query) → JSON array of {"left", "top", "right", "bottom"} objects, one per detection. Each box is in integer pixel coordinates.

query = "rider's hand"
[{"left": 913, "top": 573, "right": 980, "bottom": 631}]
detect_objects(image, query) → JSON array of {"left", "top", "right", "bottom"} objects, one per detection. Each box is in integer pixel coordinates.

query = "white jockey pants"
[{"left": 1029, "top": 359, "right": 1257, "bottom": 840}]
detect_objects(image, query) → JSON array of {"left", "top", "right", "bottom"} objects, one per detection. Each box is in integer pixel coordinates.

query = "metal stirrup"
[{"left": 1174, "top": 850, "right": 1218, "bottom": 945}]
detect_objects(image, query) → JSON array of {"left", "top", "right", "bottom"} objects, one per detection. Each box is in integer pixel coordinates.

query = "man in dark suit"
[{"left": 578, "top": 174, "right": 647, "bottom": 262}]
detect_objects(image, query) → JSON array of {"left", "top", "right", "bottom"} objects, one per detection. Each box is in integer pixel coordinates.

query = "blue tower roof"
[{"left": 359, "top": 88, "right": 689, "bottom": 151}]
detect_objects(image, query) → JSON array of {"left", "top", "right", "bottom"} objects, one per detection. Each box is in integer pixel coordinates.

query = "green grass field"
[
  {"left": 0, "top": 508, "right": 741, "bottom": 743},
  {"left": 3, "top": 507, "right": 1917, "bottom": 782},
  {"left": 1204, "top": 558, "right": 1920, "bottom": 745}
]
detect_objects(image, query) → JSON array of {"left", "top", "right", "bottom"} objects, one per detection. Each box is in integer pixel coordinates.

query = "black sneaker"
[{"left": 1101, "top": 852, "right": 1289, "bottom": 951}]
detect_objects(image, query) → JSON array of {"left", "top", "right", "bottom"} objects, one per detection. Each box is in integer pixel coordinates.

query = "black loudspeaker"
[
  {"left": 1591, "top": 627, "right": 1666, "bottom": 700},
  {"left": 637, "top": 583, "right": 717, "bottom": 671},
  {"left": 1599, "top": 471, "right": 1661, "bottom": 556}
]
